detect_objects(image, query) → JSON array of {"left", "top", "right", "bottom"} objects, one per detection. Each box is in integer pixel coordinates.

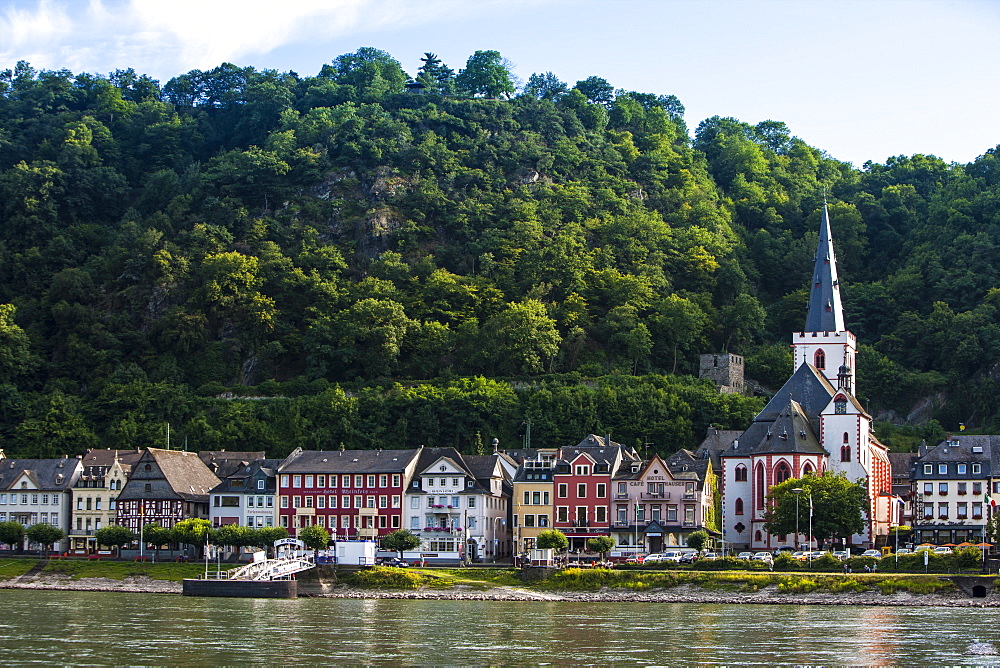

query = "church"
[{"left": 719, "top": 205, "right": 896, "bottom": 550}]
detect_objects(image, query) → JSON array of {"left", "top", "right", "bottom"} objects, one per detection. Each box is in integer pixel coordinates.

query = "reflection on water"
[{"left": 1, "top": 589, "right": 999, "bottom": 665}]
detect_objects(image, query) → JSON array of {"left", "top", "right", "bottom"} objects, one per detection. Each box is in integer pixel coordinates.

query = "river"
[{"left": 1, "top": 589, "right": 997, "bottom": 665}]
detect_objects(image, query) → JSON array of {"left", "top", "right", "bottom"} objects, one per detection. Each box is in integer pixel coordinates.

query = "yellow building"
[{"left": 511, "top": 456, "right": 556, "bottom": 555}]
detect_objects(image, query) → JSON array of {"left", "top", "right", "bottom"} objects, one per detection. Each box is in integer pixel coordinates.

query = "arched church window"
[
  {"left": 841, "top": 446, "right": 851, "bottom": 462},
  {"left": 755, "top": 530, "right": 763, "bottom": 542},
  {"left": 803, "top": 462, "right": 814, "bottom": 476},
  {"left": 735, "top": 465, "right": 747, "bottom": 482},
  {"left": 814, "top": 349, "right": 826, "bottom": 369},
  {"left": 775, "top": 462, "right": 791, "bottom": 484},
  {"left": 735, "top": 498, "right": 744, "bottom": 515},
  {"left": 755, "top": 463, "right": 765, "bottom": 509},
  {"left": 843, "top": 432, "right": 849, "bottom": 443}
]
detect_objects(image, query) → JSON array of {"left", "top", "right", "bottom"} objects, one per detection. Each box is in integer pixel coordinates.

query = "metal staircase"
[{"left": 226, "top": 555, "right": 315, "bottom": 581}]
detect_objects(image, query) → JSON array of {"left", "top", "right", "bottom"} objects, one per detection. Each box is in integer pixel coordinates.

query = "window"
[
  {"left": 452, "top": 478, "right": 460, "bottom": 487},
  {"left": 938, "top": 503, "right": 948, "bottom": 519},
  {"left": 755, "top": 464, "right": 765, "bottom": 509},
  {"left": 734, "top": 465, "right": 747, "bottom": 482},
  {"left": 841, "top": 446, "right": 851, "bottom": 462},
  {"left": 379, "top": 495, "right": 388, "bottom": 508},
  {"left": 957, "top": 464, "right": 967, "bottom": 475},
  {"left": 428, "top": 478, "right": 435, "bottom": 487},
  {"left": 392, "top": 475, "right": 401, "bottom": 487},
  {"left": 924, "top": 464, "right": 933, "bottom": 475},
  {"left": 597, "top": 483, "right": 606, "bottom": 498},
  {"left": 775, "top": 462, "right": 791, "bottom": 484},
  {"left": 77, "top": 498, "right": 83, "bottom": 510},
  {"left": 577, "top": 483, "right": 586, "bottom": 498},
  {"left": 684, "top": 506, "right": 696, "bottom": 526},
  {"left": 342, "top": 495, "right": 350, "bottom": 508},
  {"left": 392, "top": 495, "right": 401, "bottom": 508},
  {"left": 411, "top": 496, "right": 420, "bottom": 509},
  {"left": 973, "top": 464, "right": 982, "bottom": 475},
  {"left": 367, "top": 475, "right": 376, "bottom": 488},
  {"left": 305, "top": 475, "right": 314, "bottom": 488},
  {"left": 316, "top": 516, "right": 325, "bottom": 528},
  {"left": 939, "top": 483, "right": 948, "bottom": 495},
  {"left": 802, "top": 462, "right": 814, "bottom": 475},
  {"left": 317, "top": 496, "right": 326, "bottom": 509},
  {"left": 305, "top": 496, "right": 314, "bottom": 508},
  {"left": 596, "top": 507, "right": 607, "bottom": 523},
  {"left": 635, "top": 505, "right": 645, "bottom": 522},
  {"left": 317, "top": 475, "right": 326, "bottom": 488},
  {"left": 380, "top": 475, "right": 388, "bottom": 487},
  {"left": 354, "top": 475, "right": 363, "bottom": 488},
  {"left": 923, "top": 504, "right": 933, "bottom": 519},
  {"left": 258, "top": 480, "right": 265, "bottom": 490},
  {"left": 354, "top": 496, "right": 362, "bottom": 508},
  {"left": 366, "top": 496, "right": 376, "bottom": 508},
  {"left": 557, "top": 507, "right": 568, "bottom": 523},
  {"left": 814, "top": 349, "right": 826, "bottom": 369},
  {"left": 293, "top": 475, "right": 301, "bottom": 488},
  {"left": 439, "top": 478, "right": 446, "bottom": 487},
  {"left": 391, "top": 515, "right": 400, "bottom": 529},
  {"left": 558, "top": 484, "right": 568, "bottom": 498},
  {"left": 923, "top": 483, "right": 933, "bottom": 495},
  {"left": 974, "top": 482, "right": 982, "bottom": 495},
  {"left": 531, "top": 491, "right": 540, "bottom": 505},
  {"left": 292, "top": 496, "right": 301, "bottom": 509},
  {"left": 281, "top": 496, "right": 289, "bottom": 508},
  {"left": 938, "top": 464, "right": 948, "bottom": 475},
  {"left": 618, "top": 482, "right": 627, "bottom": 495},
  {"left": 524, "top": 515, "right": 535, "bottom": 528},
  {"left": 468, "top": 497, "right": 476, "bottom": 508},
  {"left": 958, "top": 482, "right": 967, "bottom": 495},
  {"left": 957, "top": 503, "right": 968, "bottom": 519},
  {"left": 411, "top": 516, "right": 420, "bottom": 529},
  {"left": 342, "top": 475, "right": 351, "bottom": 487},
  {"left": 973, "top": 503, "right": 983, "bottom": 519},
  {"left": 542, "top": 492, "right": 550, "bottom": 505},
  {"left": 735, "top": 498, "right": 744, "bottom": 515}
]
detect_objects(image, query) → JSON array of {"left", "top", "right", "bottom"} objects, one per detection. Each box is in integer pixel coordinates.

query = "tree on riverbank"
[
  {"left": 0, "top": 520, "right": 25, "bottom": 551},
  {"left": 763, "top": 473, "right": 865, "bottom": 545},
  {"left": 25, "top": 523, "right": 65, "bottom": 553},
  {"left": 93, "top": 525, "right": 137, "bottom": 552},
  {"left": 383, "top": 529, "right": 421, "bottom": 560},
  {"left": 298, "top": 524, "right": 331, "bottom": 558}
]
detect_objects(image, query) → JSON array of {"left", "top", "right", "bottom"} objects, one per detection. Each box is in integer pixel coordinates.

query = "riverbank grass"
[
  {"left": 41, "top": 559, "right": 209, "bottom": 581},
  {"left": 0, "top": 559, "right": 36, "bottom": 579}
]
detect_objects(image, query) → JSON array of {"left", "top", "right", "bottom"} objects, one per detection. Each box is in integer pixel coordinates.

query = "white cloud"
[{"left": 0, "top": 0, "right": 537, "bottom": 77}]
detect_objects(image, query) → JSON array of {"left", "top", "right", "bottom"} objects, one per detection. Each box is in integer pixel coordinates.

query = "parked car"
[
  {"left": 700, "top": 552, "right": 719, "bottom": 561},
  {"left": 914, "top": 545, "right": 934, "bottom": 553},
  {"left": 933, "top": 546, "right": 953, "bottom": 555},
  {"left": 861, "top": 549, "right": 882, "bottom": 558},
  {"left": 791, "top": 551, "right": 808, "bottom": 561},
  {"left": 752, "top": 552, "right": 773, "bottom": 565},
  {"left": 680, "top": 552, "right": 699, "bottom": 564},
  {"left": 894, "top": 548, "right": 912, "bottom": 556},
  {"left": 737, "top": 552, "right": 753, "bottom": 560},
  {"left": 643, "top": 553, "right": 666, "bottom": 563},
  {"left": 832, "top": 550, "right": 849, "bottom": 560},
  {"left": 375, "top": 557, "right": 410, "bottom": 567}
]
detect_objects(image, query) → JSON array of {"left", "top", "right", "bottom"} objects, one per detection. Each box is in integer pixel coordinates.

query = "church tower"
[{"left": 792, "top": 204, "right": 857, "bottom": 389}]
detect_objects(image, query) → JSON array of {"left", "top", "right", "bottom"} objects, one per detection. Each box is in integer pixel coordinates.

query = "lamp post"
[{"left": 793, "top": 488, "right": 804, "bottom": 550}]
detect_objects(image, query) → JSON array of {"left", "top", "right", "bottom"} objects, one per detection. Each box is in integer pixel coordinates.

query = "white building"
[
  {"left": 0, "top": 456, "right": 82, "bottom": 552},
  {"left": 720, "top": 205, "right": 895, "bottom": 551},
  {"left": 209, "top": 459, "right": 280, "bottom": 528},
  {"left": 403, "top": 448, "right": 512, "bottom": 562}
]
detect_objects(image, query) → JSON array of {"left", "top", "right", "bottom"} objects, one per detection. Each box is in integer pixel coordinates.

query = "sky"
[{"left": 1, "top": 0, "right": 998, "bottom": 167}]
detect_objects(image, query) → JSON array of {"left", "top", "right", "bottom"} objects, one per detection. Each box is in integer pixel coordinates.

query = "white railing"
[{"left": 226, "top": 555, "right": 315, "bottom": 581}]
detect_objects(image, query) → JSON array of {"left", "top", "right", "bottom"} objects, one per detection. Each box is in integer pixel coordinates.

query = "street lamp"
[{"left": 793, "top": 488, "right": 804, "bottom": 550}]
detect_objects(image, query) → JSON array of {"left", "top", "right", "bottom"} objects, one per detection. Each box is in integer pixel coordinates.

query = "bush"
[
  {"left": 692, "top": 556, "right": 768, "bottom": 571},
  {"left": 773, "top": 553, "right": 801, "bottom": 571},
  {"left": 348, "top": 566, "right": 429, "bottom": 589}
]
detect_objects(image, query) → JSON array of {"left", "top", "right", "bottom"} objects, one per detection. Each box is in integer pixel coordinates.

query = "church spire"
[{"left": 804, "top": 203, "right": 845, "bottom": 332}]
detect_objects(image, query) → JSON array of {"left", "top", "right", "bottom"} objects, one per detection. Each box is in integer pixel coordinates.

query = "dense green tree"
[
  {"left": 534, "top": 529, "right": 569, "bottom": 551},
  {"left": 93, "top": 525, "right": 137, "bottom": 550},
  {"left": 480, "top": 300, "right": 561, "bottom": 375},
  {"left": 25, "top": 523, "right": 65, "bottom": 552},
  {"left": 763, "top": 473, "right": 866, "bottom": 544},
  {"left": 382, "top": 529, "right": 421, "bottom": 558},
  {"left": 298, "top": 524, "right": 331, "bottom": 556},
  {"left": 685, "top": 529, "right": 709, "bottom": 552},
  {"left": 0, "top": 520, "right": 25, "bottom": 549},
  {"left": 574, "top": 76, "right": 615, "bottom": 106},
  {"left": 455, "top": 51, "right": 515, "bottom": 98}
]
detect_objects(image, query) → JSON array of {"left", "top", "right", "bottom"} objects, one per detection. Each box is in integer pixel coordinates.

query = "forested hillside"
[{"left": 1, "top": 48, "right": 998, "bottom": 458}]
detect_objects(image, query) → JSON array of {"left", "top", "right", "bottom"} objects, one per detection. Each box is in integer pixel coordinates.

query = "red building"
[
  {"left": 552, "top": 436, "right": 640, "bottom": 551},
  {"left": 277, "top": 448, "right": 421, "bottom": 540}
]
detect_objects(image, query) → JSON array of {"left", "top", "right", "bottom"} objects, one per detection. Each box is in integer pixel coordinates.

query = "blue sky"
[{"left": 2, "top": 0, "right": 998, "bottom": 167}]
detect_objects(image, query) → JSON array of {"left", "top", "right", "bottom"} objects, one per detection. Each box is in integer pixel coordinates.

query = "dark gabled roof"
[
  {"left": 279, "top": 448, "right": 421, "bottom": 474},
  {"left": 888, "top": 452, "right": 918, "bottom": 478},
  {"left": 666, "top": 449, "right": 707, "bottom": 482},
  {"left": 917, "top": 436, "right": 997, "bottom": 467},
  {"left": 117, "top": 448, "right": 220, "bottom": 502},
  {"left": 209, "top": 459, "right": 281, "bottom": 495},
  {"left": 0, "top": 458, "right": 82, "bottom": 491},
  {"left": 694, "top": 428, "right": 741, "bottom": 470},
  {"left": 805, "top": 204, "right": 846, "bottom": 333},
  {"left": 756, "top": 363, "right": 836, "bottom": 424},
  {"left": 199, "top": 451, "right": 266, "bottom": 478},
  {"left": 80, "top": 448, "right": 143, "bottom": 470},
  {"left": 724, "top": 400, "right": 826, "bottom": 457}
]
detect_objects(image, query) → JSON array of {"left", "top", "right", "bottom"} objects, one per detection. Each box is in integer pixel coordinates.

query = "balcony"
[
  {"left": 421, "top": 527, "right": 462, "bottom": 534},
  {"left": 682, "top": 493, "right": 696, "bottom": 500},
  {"left": 613, "top": 493, "right": 630, "bottom": 500},
  {"left": 641, "top": 491, "right": 669, "bottom": 500}
]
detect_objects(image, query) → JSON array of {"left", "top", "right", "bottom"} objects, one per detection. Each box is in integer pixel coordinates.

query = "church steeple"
[{"left": 804, "top": 204, "right": 845, "bottom": 333}]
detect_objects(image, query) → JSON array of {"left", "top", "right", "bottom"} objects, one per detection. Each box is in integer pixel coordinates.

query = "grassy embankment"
[
  {"left": 0, "top": 557, "right": 207, "bottom": 582},
  {"left": 0, "top": 559, "right": 962, "bottom": 595}
]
